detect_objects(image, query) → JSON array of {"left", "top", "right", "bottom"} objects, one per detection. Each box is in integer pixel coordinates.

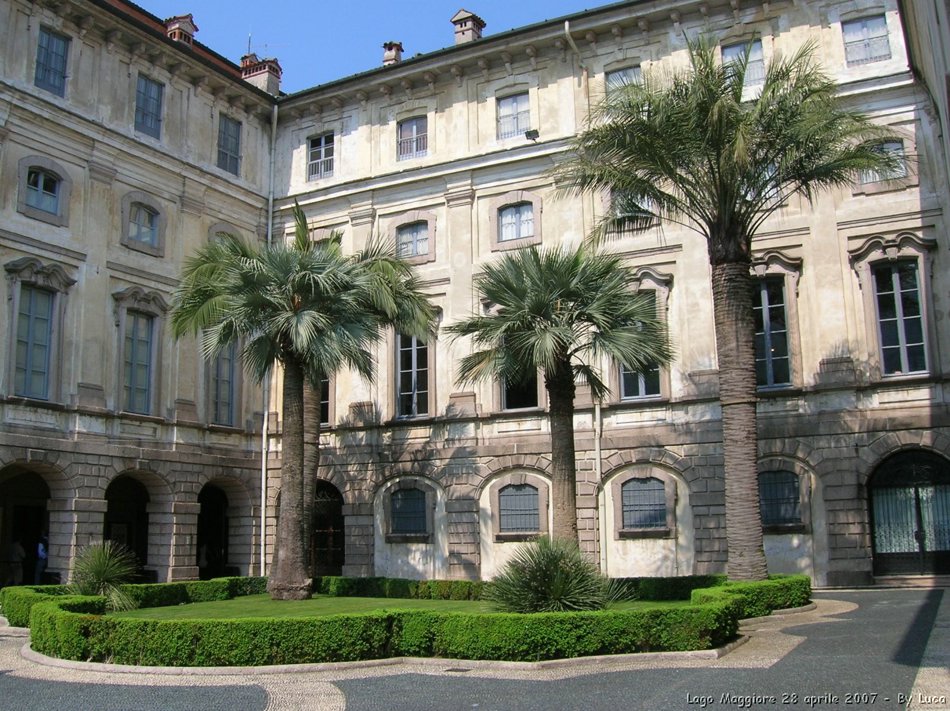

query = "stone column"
[
  {"left": 145, "top": 502, "right": 173, "bottom": 582},
  {"left": 168, "top": 501, "right": 200, "bottom": 581},
  {"left": 342, "top": 501, "right": 374, "bottom": 577},
  {"left": 57, "top": 496, "right": 108, "bottom": 583}
]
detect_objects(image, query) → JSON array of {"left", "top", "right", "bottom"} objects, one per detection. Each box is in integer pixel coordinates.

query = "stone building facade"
[{"left": 2, "top": 0, "right": 949, "bottom": 588}]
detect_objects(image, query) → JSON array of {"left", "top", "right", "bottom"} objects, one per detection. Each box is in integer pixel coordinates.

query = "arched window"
[
  {"left": 121, "top": 192, "right": 166, "bottom": 257},
  {"left": 129, "top": 203, "right": 159, "bottom": 246},
  {"left": 18, "top": 156, "right": 72, "bottom": 226}
]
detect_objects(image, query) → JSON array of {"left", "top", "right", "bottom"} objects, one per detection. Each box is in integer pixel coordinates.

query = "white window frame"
[
  {"left": 605, "top": 65, "right": 642, "bottom": 97},
  {"left": 113, "top": 287, "right": 168, "bottom": 417},
  {"left": 307, "top": 133, "right": 334, "bottom": 180},
  {"left": 396, "top": 333, "right": 430, "bottom": 418},
  {"left": 397, "top": 116, "right": 428, "bottom": 161},
  {"left": 722, "top": 39, "right": 765, "bottom": 89},
  {"left": 396, "top": 221, "right": 429, "bottom": 259},
  {"left": 17, "top": 156, "right": 72, "bottom": 227},
  {"left": 496, "top": 92, "right": 530, "bottom": 140},
  {"left": 120, "top": 192, "right": 166, "bottom": 257}
]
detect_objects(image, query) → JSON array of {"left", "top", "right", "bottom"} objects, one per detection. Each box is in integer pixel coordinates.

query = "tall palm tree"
[
  {"left": 558, "top": 37, "right": 904, "bottom": 579},
  {"left": 172, "top": 206, "right": 433, "bottom": 599},
  {"left": 447, "top": 244, "right": 671, "bottom": 541}
]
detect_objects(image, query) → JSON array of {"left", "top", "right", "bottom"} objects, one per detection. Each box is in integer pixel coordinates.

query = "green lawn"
[{"left": 111, "top": 595, "right": 689, "bottom": 620}]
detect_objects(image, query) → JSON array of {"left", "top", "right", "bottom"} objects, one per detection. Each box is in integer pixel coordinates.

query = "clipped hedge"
[
  {"left": 313, "top": 576, "right": 485, "bottom": 601},
  {"left": 0, "top": 577, "right": 266, "bottom": 629},
  {"left": 690, "top": 575, "right": 812, "bottom": 618},
  {"left": 0, "top": 585, "right": 69, "bottom": 627},
  {"left": 614, "top": 575, "right": 729, "bottom": 601}
]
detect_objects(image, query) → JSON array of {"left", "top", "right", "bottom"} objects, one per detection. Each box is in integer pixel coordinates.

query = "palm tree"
[
  {"left": 447, "top": 244, "right": 671, "bottom": 541},
  {"left": 172, "top": 206, "right": 433, "bottom": 599},
  {"left": 558, "top": 37, "right": 904, "bottom": 579}
]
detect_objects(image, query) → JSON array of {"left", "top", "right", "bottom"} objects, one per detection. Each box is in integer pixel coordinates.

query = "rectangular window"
[
  {"left": 15, "top": 285, "right": 53, "bottom": 400},
  {"left": 135, "top": 74, "right": 164, "bottom": 139},
  {"left": 211, "top": 343, "right": 236, "bottom": 426},
  {"left": 723, "top": 40, "right": 765, "bottom": 88},
  {"left": 874, "top": 262, "right": 926, "bottom": 375},
  {"left": 499, "top": 484, "right": 539, "bottom": 532},
  {"left": 753, "top": 277, "right": 791, "bottom": 387},
  {"left": 391, "top": 488, "right": 427, "bottom": 534},
  {"left": 504, "top": 374, "right": 538, "bottom": 410},
  {"left": 621, "top": 478, "right": 667, "bottom": 529},
  {"left": 606, "top": 66, "right": 641, "bottom": 95},
  {"left": 26, "top": 169, "right": 60, "bottom": 214},
  {"left": 497, "top": 92, "right": 530, "bottom": 139},
  {"left": 397, "top": 116, "right": 428, "bottom": 160},
  {"left": 498, "top": 203, "right": 534, "bottom": 242},
  {"left": 217, "top": 114, "right": 242, "bottom": 175},
  {"left": 758, "top": 471, "right": 802, "bottom": 527},
  {"left": 396, "top": 222, "right": 429, "bottom": 259},
  {"left": 320, "top": 376, "right": 330, "bottom": 426},
  {"left": 620, "top": 290, "right": 661, "bottom": 399},
  {"left": 397, "top": 334, "right": 429, "bottom": 417},
  {"left": 35, "top": 27, "right": 70, "bottom": 96},
  {"left": 861, "top": 140, "right": 907, "bottom": 184},
  {"left": 124, "top": 311, "right": 153, "bottom": 414},
  {"left": 842, "top": 15, "right": 891, "bottom": 66},
  {"left": 308, "top": 133, "right": 334, "bottom": 180}
]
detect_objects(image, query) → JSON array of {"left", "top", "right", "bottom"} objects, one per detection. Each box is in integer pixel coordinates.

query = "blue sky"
[{"left": 140, "top": 1, "right": 605, "bottom": 93}]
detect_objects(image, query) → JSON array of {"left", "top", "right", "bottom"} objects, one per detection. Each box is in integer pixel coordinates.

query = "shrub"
[
  {"left": 690, "top": 574, "right": 811, "bottom": 618},
  {"left": 486, "top": 537, "right": 629, "bottom": 613},
  {"left": 0, "top": 585, "right": 68, "bottom": 627},
  {"left": 69, "top": 541, "right": 138, "bottom": 611}
]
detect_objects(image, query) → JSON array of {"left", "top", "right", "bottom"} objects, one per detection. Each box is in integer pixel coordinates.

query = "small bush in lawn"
[
  {"left": 69, "top": 541, "right": 138, "bottom": 612},
  {"left": 486, "top": 537, "right": 629, "bottom": 613}
]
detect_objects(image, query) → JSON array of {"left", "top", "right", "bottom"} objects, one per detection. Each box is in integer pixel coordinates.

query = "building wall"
[
  {"left": 0, "top": 0, "right": 268, "bottom": 582},
  {"left": 272, "top": 0, "right": 950, "bottom": 586}
]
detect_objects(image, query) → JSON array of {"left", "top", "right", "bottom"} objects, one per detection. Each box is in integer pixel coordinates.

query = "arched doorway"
[
  {"left": 311, "top": 481, "right": 344, "bottom": 576},
  {"left": 869, "top": 450, "right": 950, "bottom": 575},
  {"left": 197, "top": 484, "right": 229, "bottom": 579},
  {"left": 0, "top": 468, "right": 50, "bottom": 585},
  {"left": 104, "top": 476, "right": 149, "bottom": 570}
]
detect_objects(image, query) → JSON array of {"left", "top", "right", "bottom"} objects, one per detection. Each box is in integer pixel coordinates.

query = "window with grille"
[
  {"left": 128, "top": 203, "right": 158, "bottom": 246},
  {"left": 397, "top": 334, "right": 429, "bottom": 417},
  {"left": 396, "top": 222, "right": 429, "bottom": 259},
  {"left": 211, "top": 342, "right": 236, "bottom": 426},
  {"left": 842, "top": 16, "right": 891, "bottom": 66},
  {"left": 758, "top": 471, "right": 801, "bottom": 526},
  {"left": 621, "top": 477, "right": 667, "bottom": 529},
  {"left": 35, "top": 27, "right": 70, "bottom": 96},
  {"left": 753, "top": 277, "right": 791, "bottom": 387},
  {"left": 135, "top": 74, "right": 164, "bottom": 139},
  {"left": 308, "top": 133, "right": 334, "bottom": 180},
  {"left": 499, "top": 484, "right": 539, "bottom": 532},
  {"left": 217, "top": 114, "right": 242, "bottom": 175},
  {"left": 498, "top": 203, "right": 534, "bottom": 242},
  {"left": 723, "top": 40, "right": 764, "bottom": 88},
  {"left": 391, "top": 488, "right": 427, "bottom": 534},
  {"left": 496, "top": 92, "right": 530, "bottom": 139},
  {"left": 26, "top": 169, "right": 60, "bottom": 214},
  {"left": 123, "top": 311, "right": 154, "bottom": 414},
  {"left": 15, "top": 285, "right": 53, "bottom": 400},
  {"left": 874, "top": 261, "right": 926, "bottom": 375},
  {"left": 397, "top": 116, "right": 428, "bottom": 160}
]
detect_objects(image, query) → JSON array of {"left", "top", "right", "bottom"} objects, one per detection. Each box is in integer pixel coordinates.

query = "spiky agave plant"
[
  {"left": 486, "top": 536, "right": 629, "bottom": 613},
  {"left": 69, "top": 541, "right": 138, "bottom": 611}
]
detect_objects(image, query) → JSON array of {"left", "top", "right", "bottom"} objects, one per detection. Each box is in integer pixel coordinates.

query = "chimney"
[
  {"left": 383, "top": 41, "right": 403, "bottom": 66},
  {"left": 241, "top": 53, "right": 282, "bottom": 96},
  {"left": 451, "top": 9, "right": 485, "bottom": 44},
  {"left": 164, "top": 14, "right": 198, "bottom": 45}
]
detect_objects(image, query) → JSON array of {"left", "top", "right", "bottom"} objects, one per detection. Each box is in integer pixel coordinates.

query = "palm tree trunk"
[
  {"left": 302, "top": 381, "right": 321, "bottom": 579},
  {"left": 267, "top": 357, "right": 312, "bottom": 600},
  {"left": 546, "top": 362, "right": 579, "bottom": 542},
  {"left": 711, "top": 260, "right": 768, "bottom": 581}
]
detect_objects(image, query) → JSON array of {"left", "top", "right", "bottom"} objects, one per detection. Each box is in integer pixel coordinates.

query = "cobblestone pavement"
[{"left": 0, "top": 589, "right": 946, "bottom": 711}]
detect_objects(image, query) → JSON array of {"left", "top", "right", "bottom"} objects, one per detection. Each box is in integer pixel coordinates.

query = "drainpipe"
[
  {"left": 595, "top": 399, "right": 606, "bottom": 571},
  {"left": 563, "top": 21, "right": 591, "bottom": 115},
  {"left": 260, "top": 101, "right": 278, "bottom": 577}
]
